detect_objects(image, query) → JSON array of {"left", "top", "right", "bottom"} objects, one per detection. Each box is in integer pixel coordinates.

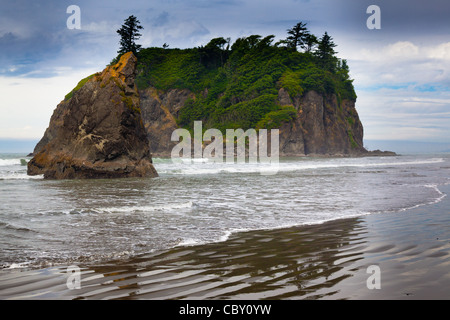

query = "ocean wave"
[
  {"left": 176, "top": 238, "right": 202, "bottom": 246},
  {"left": 174, "top": 212, "right": 376, "bottom": 249},
  {"left": 175, "top": 229, "right": 237, "bottom": 248},
  {"left": 397, "top": 184, "right": 447, "bottom": 212},
  {"left": 157, "top": 157, "right": 445, "bottom": 176},
  {"left": 87, "top": 201, "right": 194, "bottom": 214},
  {"left": 1, "top": 250, "right": 137, "bottom": 270},
  {"left": 0, "top": 172, "right": 43, "bottom": 180},
  {"left": 2, "top": 262, "right": 31, "bottom": 269},
  {"left": 0, "top": 221, "right": 38, "bottom": 234},
  {"left": 0, "top": 158, "right": 28, "bottom": 166},
  {"left": 0, "top": 157, "right": 40, "bottom": 180},
  {"left": 36, "top": 201, "right": 195, "bottom": 216}
]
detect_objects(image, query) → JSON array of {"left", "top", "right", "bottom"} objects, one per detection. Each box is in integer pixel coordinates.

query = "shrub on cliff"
[
  {"left": 256, "top": 106, "right": 298, "bottom": 130},
  {"left": 64, "top": 74, "right": 95, "bottom": 101}
]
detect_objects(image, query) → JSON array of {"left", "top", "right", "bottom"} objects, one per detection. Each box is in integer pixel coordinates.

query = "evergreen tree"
[
  {"left": 199, "top": 37, "right": 229, "bottom": 68},
  {"left": 315, "top": 32, "right": 337, "bottom": 71},
  {"left": 286, "top": 22, "right": 309, "bottom": 51},
  {"left": 303, "top": 33, "right": 318, "bottom": 53},
  {"left": 337, "top": 59, "right": 350, "bottom": 80},
  {"left": 117, "top": 15, "right": 143, "bottom": 55}
]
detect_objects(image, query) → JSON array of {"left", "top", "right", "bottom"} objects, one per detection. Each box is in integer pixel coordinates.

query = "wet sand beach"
[{"left": 1, "top": 184, "right": 449, "bottom": 300}]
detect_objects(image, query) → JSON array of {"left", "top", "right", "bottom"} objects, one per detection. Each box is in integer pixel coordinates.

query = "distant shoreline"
[
  {"left": 0, "top": 139, "right": 38, "bottom": 154},
  {"left": 4, "top": 138, "right": 450, "bottom": 157}
]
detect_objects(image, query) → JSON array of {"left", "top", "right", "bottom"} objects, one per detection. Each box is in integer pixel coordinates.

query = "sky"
[{"left": 1, "top": 0, "right": 450, "bottom": 151}]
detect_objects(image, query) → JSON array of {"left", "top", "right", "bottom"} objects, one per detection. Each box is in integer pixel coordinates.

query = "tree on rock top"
[
  {"left": 117, "top": 15, "right": 143, "bottom": 55},
  {"left": 315, "top": 32, "right": 337, "bottom": 72},
  {"left": 286, "top": 21, "right": 309, "bottom": 51}
]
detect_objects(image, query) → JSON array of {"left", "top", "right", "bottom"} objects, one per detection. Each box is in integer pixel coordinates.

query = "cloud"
[
  {"left": 0, "top": 68, "right": 99, "bottom": 139},
  {"left": 0, "top": 0, "right": 449, "bottom": 143},
  {"left": 353, "top": 41, "right": 450, "bottom": 64},
  {"left": 355, "top": 86, "right": 450, "bottom": 143},
  {"left": 344, "top": 40, "right": 450, "bottom": 91},
  {"left": 152, "top": 11, "right": 170, "bottom": 27},
  {"left": 385, "top": 42, "right": 420, "bottom": 59},
  {"left": 341, "top": 38, "right": 450, "bottom": 143},
  {"left": 425, "top": 42, "right": 450, "bottom": 60}
]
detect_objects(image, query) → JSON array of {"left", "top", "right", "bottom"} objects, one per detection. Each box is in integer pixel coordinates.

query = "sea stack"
[{"left": 27, "top": 52, "right": 158, "bottom": 179}]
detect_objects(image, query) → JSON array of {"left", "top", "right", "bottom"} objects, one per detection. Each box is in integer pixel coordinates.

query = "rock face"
[
  {"left": 276, "top": 89, "right": 366, "bottom": 156},
  {"left": 28, "top": 52, "right": 158, "bottom": 179},
  {"left": 140, "top": 88, "right": 193, "bottom": 157},
  {"left": 139, "top": 87, "right": 369, "bottom": 157}
]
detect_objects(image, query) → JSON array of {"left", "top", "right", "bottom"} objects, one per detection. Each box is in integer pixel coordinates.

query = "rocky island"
[
  {"left": 28, "top": 52, "right": 158, "bottom": 179},
  {"left": 134, "top": 34, "right": 394, "bottom": 157},
  {"left": 29, "top": 27, "right": 394, "bottom": 179}
]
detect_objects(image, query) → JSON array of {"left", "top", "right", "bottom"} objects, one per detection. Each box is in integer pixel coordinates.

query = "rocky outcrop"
[
  {"left": 28, "top": 52, "right": 158, "bottom": 179},
  {"left": 139, "top": 88, "right": 193, "bottom": 157},
  {"left": 277, "top": 90, "right": 366, "bottom": 156},
  {"left": 139, "top": 87, "right": 371, "bottom": 157}
]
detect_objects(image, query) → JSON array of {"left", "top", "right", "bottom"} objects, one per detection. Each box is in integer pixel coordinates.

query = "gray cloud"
[
  {"left": 325, "top": 0, "right": 450, "bottom": 41},
  {"left": 0, "top": 0, "right": 449, "bottom": 142},
  {"left": 152, "top": 11, "right": 170, "bottom": 27}
]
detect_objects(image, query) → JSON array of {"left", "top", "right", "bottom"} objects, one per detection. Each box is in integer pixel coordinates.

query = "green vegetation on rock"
[
  {"left": 347, "top": 129, "right": 358, "bottom": 149},
  {"left": 64, "top": 74, "right": 95, "bottom": 101},
  {"left": 122, "top": 22, "right": 356, "bottom": 133},
  {"left": 256, "top": 105, "right": 298, "bottom": 130}
]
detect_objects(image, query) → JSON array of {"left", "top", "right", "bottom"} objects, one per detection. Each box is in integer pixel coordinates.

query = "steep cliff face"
[
  {"left": 139, "top": 87, "right": 367, "bottom": 157},
  {"left": 131, "top": 37, "right": 396, "bottom": 158},
  {"left": 139, "top": 87, "right": 193, "bottom": 157},
  {"left": 28, "top": 52, "right": 158, "bottom": 179},
  {"left": 277, "top": 89, "right": 365, "bottom": 156}
]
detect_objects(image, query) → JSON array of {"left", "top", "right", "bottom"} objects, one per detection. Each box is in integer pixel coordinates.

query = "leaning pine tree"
[
  {"left": 286, "top": 21, "right": 309, "bottom": 51},
  {"left": 117, "top": 15, "right": 143, "bottom": 55}
]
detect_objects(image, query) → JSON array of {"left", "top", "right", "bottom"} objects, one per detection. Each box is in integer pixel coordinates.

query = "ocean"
[{"left": 0, "top": 152, "right": 449, "bottom": 270}]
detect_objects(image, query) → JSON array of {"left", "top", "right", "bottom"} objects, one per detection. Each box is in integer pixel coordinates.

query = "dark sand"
[{"left": 1, "top": 185, "right": 449, "bottom": 300}]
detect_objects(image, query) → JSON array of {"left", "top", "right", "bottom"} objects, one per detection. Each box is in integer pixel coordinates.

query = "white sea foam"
[
  {"left": 157, "top": 157, "right": 445, "bottom": 176},
  {"left": 0, "top": 173, "right": 43, "bottom": 180},
  {"left": 176, "top": 229, "right": 238, "bottom": 247},
  {"left": 0, "top": 157, "right": 38, "bottom": 180},
  {"left": 175, "top": 212, "right": 377, "bottom": 249},
  {"left": 5, "top": 262, "right": 30, "bottom": 269},
  {"left": 95, "top": 201, "right": 193, "bottom": 214},
  {"left": 176, "top": 238, "right": 201, "bottom": 246},
  {"left": 181, "top": 158, "right": 210, "bottom": 163},
  {"left": 397, "top": 184, "right": 447, "bottom": 212},
  {"left": 0, "top": 158, "right": 26, "bottom": 166}
]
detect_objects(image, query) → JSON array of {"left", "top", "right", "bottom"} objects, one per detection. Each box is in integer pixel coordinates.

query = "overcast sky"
[{"left": 1, "top": 0, "right": 449, "bottom": 148}]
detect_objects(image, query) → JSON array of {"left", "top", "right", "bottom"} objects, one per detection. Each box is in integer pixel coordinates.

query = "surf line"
[{"left": 171, "top": 121, "right": 280, "bottom": 175}]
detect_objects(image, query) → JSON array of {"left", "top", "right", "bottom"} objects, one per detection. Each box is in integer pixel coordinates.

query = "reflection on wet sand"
[
  {"left": 94, "top": 218, "right": 366, "bottom": 300},
  {"left": 12, "top": 217, "right": 368, "bottom": 300}
]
